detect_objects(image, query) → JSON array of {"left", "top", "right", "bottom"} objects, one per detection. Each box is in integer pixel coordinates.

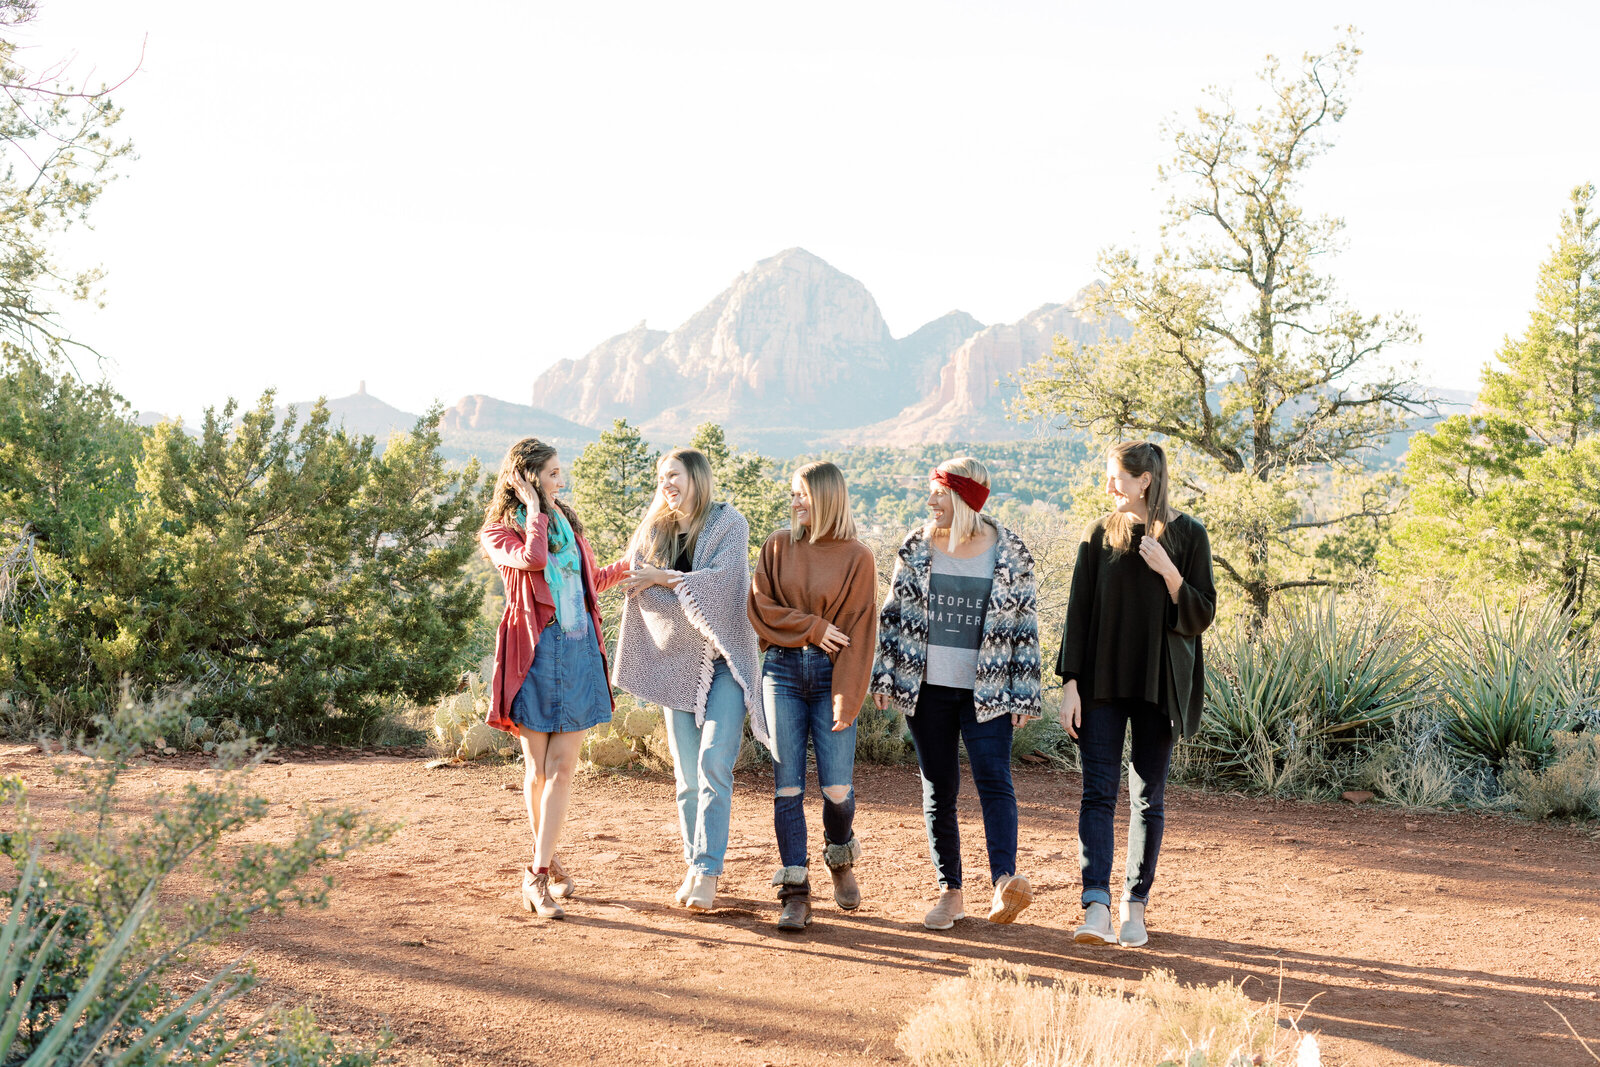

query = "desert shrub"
[
  {"left": 0, "top": 351, "right": 486, "bottom": 741},
  {"left": 853, "top": 697, "right": 911, "bottom": 764},
  {"left": 1501, "top": 731, "right": 1600, "bottom": 820},
  {"left": 895, "top": 960, "right": 1316, "bottom": 1067},
  {"left": 1355, "top": 707, "right": 1470, "bottom": 809},
  {"left": 1011, "top": 712, "right": 1078, "bottom": 771},
  {"left": 0, "top": 689, "right": 392, "bottom": 1063},
  {"left": 1434, "top": 599, "right": 1598, "bottom": 765}
]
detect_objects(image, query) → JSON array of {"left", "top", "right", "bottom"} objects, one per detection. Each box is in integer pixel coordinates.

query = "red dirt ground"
[{"left": 6, "top": 744, "right": 1600, "bottom": 1066}]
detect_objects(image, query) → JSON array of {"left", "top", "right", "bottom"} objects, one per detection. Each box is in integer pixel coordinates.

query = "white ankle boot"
[
  {"left": 1073, "top": 901, "right": 1117, "bottom": 945},
  {"left": 1118, "top": 900, "right": 1148, "bottom": 947}
]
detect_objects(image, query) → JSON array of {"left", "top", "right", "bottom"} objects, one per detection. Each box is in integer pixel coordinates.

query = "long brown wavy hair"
[
  {"left": 481, "top": 437, "right": 584, "bottom": 549},
  {"left": 1105, "top": 440, "right": 1174, "bottom": 553}
]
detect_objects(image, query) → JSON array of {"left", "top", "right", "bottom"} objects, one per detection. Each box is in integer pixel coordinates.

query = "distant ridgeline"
[{"left": 137, "top": 249, "right": 1472, "bottom": 472}]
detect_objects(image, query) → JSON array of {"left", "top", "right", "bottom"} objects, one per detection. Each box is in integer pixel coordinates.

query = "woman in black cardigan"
[{"left": 1056, "top": 440, "right": 1215, "bottom": 948}]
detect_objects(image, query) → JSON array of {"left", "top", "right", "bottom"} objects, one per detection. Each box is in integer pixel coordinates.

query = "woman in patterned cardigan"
[{"left": 869, "top": 456, "right": 1042, "bottom": 930}]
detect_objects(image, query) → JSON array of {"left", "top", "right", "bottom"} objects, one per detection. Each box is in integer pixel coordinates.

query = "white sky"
[{"left": 16, "top": 1, "right": 1600, "bottom": 420}]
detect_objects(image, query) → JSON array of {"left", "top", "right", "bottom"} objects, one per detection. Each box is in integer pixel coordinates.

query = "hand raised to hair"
[{"left": 1138, "top": 534, "right": 1179, "bottom": 582}]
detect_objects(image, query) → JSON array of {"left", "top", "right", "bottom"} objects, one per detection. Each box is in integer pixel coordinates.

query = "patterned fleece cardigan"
[
  {"left": 610, "top": 502, "right": 774, "bottom": 755},
  {"left": 870, "top": 521, "right": 1042, "bottom": 723}
]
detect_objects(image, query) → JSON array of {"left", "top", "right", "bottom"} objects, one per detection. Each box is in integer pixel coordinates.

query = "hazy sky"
[{"left": 18, "top": 1, "right": 1600, "bottom": 420}]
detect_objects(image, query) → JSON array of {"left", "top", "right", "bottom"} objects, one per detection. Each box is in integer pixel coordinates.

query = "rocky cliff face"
[
  {"left": 844, "top": 293, "right": 1125, "bottom": 446},
  {"left": 534, "top": 248, "right": 930, "bottom": 450},
  {"left": 530, "top": 249, "right": 1122, "bottom": 452}
]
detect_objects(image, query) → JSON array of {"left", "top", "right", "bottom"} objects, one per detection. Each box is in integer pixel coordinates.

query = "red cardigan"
[{"left": 480, "top": 514, "right": 629, "bottom": 734}]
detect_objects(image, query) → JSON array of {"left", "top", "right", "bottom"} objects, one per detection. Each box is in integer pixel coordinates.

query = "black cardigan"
[{"left": 1054, "top": 512, "right": 1216, "bottom": 737}]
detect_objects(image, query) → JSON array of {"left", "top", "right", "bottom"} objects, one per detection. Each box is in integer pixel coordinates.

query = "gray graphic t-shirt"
[{"left": 925, "top": 540, "right": 998, "bottom": 689}]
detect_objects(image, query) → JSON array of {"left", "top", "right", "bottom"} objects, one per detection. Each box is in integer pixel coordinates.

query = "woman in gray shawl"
[{"left": 613, "top": 447, "right": 772, "bottom": 911}]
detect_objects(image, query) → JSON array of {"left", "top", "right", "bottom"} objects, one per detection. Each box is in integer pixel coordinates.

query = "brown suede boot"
[
  {"left": 824, "top": 836, "right": 862, "bottom": 911},
  {"left": 773, "top": 866, "right": 812, "bottom": 932}
]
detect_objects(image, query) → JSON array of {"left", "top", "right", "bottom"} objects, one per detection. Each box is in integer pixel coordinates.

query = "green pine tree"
[
  {"left": 571, "top": 418, "right": 660, "bottom": 561},
  {"left": 690, "top": 422, "right": 790, "bottom": 557},
  {"left": 1014, "top": 33, "right": 1418, "bottom": 620},
  {"left": 1392, "top": 183, "right": 1600, "bottom": 615}
]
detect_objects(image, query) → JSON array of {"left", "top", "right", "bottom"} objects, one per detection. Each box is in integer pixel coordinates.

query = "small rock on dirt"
[{"left": 1340, "top": 790, "right": 1375, "bottom": 804}]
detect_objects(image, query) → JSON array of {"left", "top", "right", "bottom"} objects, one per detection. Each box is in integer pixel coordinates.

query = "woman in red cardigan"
[{"left": 481, "top": 437, "right": 625, "bottom": 919}]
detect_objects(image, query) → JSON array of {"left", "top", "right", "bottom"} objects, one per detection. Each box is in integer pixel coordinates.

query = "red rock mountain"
[{"left": 531, "top": 248, "right": 1124, "bottom": 453}]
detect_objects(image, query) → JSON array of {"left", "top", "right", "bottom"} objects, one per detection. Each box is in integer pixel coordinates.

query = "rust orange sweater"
[{"left": 748, "top": 530, "right": 879, "bottom": 725}]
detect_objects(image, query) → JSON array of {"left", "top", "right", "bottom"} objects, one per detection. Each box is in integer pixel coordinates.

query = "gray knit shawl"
[{"left": 610, "top": 502, "right": 773, "bottom": 754}]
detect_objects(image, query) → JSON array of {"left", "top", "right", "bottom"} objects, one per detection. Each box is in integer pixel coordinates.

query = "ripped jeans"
[{"left": 764, "top": 645, "right": 857, "bottom": 869}]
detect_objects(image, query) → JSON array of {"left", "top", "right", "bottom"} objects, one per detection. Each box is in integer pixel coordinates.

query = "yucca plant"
[
  {"left": 1275, "top": 595, "right": 1429, "bottom": 744},
  {"left": 1434, "top": 599, "right": 1599, "bottom": 765},
  {"left": 1, "top": 853, "right": 258, "bottom": 1066},
  {"left": 1, "top": 686, "right": 390, "bottom": 1065},
  {"left": 1197, "top": 625, "right": 1313, "bottom": 789}
]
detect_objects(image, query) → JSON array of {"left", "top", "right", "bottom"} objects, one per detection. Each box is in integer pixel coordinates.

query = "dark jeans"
[
  {"left": 764, "top": 646, "right": 856, "bottom": 869},
  {"left": 905, "top": 683, "right": 1017, "bottom": 889},
  {"left": 1077, "top": 699, "right": 1174, "bottom": 907}
]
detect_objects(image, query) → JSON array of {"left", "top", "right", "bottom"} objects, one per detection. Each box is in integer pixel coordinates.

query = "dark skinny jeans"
[
  {"left": 1077, "top": 699, "right": 1174, "bottom": 907},
  {"left": 905, "top": 683, "right": 1017, "bottom": 890}
]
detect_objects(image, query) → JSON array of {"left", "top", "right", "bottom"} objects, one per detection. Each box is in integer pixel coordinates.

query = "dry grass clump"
[
  {"left": 1501, "top": 732, "right": 1600, "bottom": 819},
  {"left": 896, "top": 961, "right": 1316, "bottom": 1067}
]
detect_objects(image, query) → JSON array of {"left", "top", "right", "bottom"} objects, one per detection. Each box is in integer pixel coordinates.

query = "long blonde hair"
[
  {"left": 925, "top": 455, "right": 992, "bottom": 549},
  {"left": 1105, "top": 440, "right": 1174, "bottom": 552},
  {"left": 791, "top": 461, "right": 859, "bottom": 544},
  {"left": 481, "top": 437, "right": 584, "bottom": 549},
  {"left": 631, "top": 447, "right": 715, "bottom": 567}
]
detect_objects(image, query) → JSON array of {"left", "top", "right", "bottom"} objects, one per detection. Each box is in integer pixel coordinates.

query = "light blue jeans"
[{"left": 665, "top": 658, "right": 748, "bottom": 877}]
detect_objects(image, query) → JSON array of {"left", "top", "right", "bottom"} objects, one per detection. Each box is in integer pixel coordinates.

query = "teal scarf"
[{"left": 519, "top": 506, "right": 586, "bottom": 634}]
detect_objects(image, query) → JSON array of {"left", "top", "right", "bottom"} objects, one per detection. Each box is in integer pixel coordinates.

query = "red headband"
[{"left": 930, "top": 468, "right": 989, "bottom": 512}]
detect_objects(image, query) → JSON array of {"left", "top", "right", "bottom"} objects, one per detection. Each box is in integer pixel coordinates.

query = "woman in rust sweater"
[{"left": 748, "top": 461, "right": 879, "bottom": 932}]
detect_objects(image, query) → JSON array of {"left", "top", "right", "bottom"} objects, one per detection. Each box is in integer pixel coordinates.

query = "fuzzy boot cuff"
[
  {"left": 771, "top": 865, "right": 809, "bottom": 888},
  {"left": 823, "top": 836, "right": 862, "bottom": 870}
]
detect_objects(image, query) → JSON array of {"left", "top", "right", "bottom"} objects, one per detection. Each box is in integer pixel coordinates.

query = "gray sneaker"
[
  {"left": 1073, "top": 902, "right": 1117, "bottom": 945},
  {"left": 1118, "top": 900, "right": 1148, "bottom": 947}
]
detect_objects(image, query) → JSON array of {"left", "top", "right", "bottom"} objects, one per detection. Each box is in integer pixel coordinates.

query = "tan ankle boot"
[
  {"left": 923, "top": 887, "right": 965, "bottom": 930},
  {"left": 521, "top": 865, "right": 564, "bottom": 919}
]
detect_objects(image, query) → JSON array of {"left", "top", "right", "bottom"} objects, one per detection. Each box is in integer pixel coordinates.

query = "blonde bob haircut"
[
  {"left": 926, "top": 455, "right": 992, "bottom": 549},
  {"left": 630, "top": 447, "right": 716, "bottom": 568},
  {"left": 790, "top": 460, "right": 858, "bottom": 544}
]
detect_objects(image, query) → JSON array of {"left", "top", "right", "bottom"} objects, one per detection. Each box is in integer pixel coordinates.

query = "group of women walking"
[{"left": 479, "top": 434, "right": 1215, "bottom": 948}]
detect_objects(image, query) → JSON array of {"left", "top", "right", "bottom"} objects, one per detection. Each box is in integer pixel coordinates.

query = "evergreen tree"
[
  {"left": 690, "top": 422, "right": 790, "bottom": 555},
  {"left": 1393, "top": 183, "right": 1600, "bottom": 615},
  {"left": 0, "top": 355, "right": 486, "bottom": 737},
  {"left": 571, "top": 418, "right": 659, "bottom": 560},
  {"left": 1015, "top": 34, "right": 1419, "bottom": 620}
]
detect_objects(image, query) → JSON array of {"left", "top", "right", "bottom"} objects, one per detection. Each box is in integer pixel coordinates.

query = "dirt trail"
[{"left": 6, "top": 746, "right": 1600, "bottom": 1066}]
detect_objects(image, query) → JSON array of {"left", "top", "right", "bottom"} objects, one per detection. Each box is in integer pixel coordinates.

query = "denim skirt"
[{"left": 510, "top": 613, "right": 613, "bottom": 733}]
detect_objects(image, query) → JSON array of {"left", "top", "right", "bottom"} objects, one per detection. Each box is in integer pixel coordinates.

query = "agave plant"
[{"left": 1434, "top": 599, "right": 1598, "bottom": 765}]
